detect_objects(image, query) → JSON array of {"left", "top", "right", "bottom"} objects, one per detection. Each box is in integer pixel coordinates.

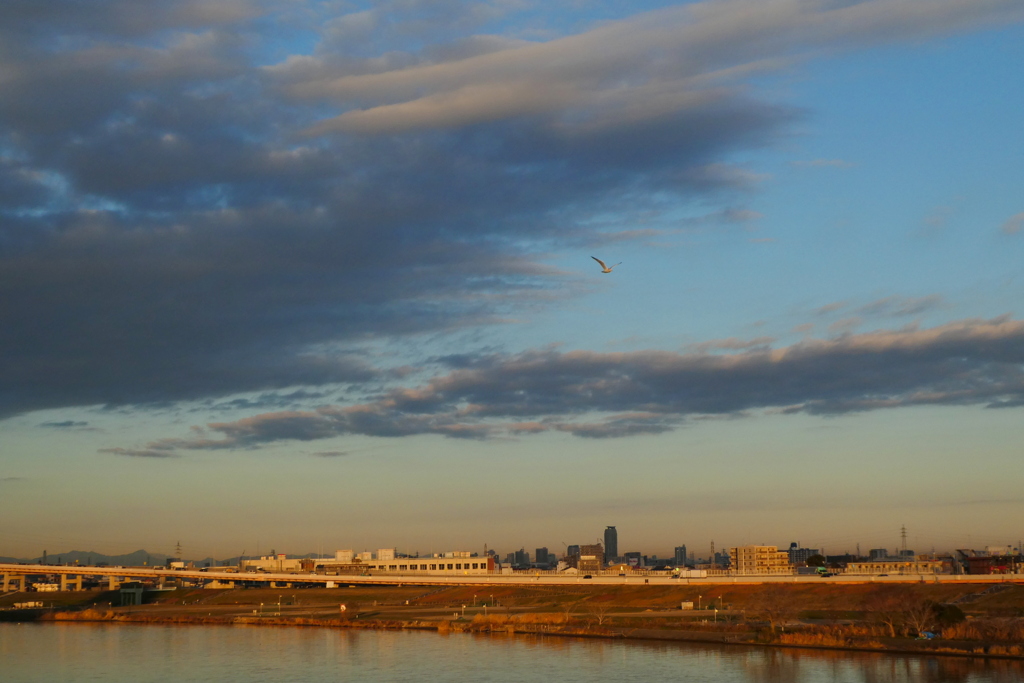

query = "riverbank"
[
  {"left": 6, "top": 606, "right": 1017, "bottom": 661},
  {"left": 3, "top": 581, "right": 1022, "bottom": 660}
]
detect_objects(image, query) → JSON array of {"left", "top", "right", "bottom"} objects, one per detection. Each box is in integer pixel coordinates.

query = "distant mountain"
[
  {"left": 2, "top": 550, "right": 170, "bottom": 566},
  {"left": 0, "top": 549, "right": 329, "bottom": 566}
]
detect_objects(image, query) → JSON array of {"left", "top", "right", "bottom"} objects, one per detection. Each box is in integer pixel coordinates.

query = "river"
[{"left": 2, "top": 623, "right": 1022, "bottom": 682}]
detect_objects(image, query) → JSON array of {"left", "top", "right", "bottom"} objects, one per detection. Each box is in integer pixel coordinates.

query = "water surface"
[{"left": 2, "top": 623, "right": 1021, "bottom": 682}]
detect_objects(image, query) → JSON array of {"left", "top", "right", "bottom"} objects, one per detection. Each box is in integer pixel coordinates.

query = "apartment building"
[{"left": 729, "top": 545, "right": 792, "bottom": 575}]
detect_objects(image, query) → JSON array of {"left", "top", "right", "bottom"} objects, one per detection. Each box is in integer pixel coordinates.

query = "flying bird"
[{"left": 591, "top": 256, "right": 621, "bottom": 273}]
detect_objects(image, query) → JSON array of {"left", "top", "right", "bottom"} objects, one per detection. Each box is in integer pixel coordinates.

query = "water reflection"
[
  {"left": 735, "top": 644, "right": 1024, "bottom": 683},
  {"left": 1, "top": 624, "right": 1021, "bottom": 683}
]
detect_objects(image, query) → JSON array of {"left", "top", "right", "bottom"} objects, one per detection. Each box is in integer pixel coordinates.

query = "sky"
[{"left": 1, "top": 0, "right": 1023, "bottom": 562}]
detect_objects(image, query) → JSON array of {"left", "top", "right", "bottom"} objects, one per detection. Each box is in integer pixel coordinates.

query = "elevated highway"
[{"left": 3, "top": 563, "right": 1021, "bottom": 591}]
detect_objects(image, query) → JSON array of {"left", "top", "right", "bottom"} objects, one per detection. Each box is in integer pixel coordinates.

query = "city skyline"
[{"left": 2, "top": 0, "right": 1023, "bottom": 559}]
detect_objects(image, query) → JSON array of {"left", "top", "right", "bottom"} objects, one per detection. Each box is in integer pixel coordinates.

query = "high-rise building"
[
  {"left": 674, "top": 545, "right": 688, "bottom": 566},
  {"left": 566, "top": 544, "right": 580, "bottom": 559},
  {"left": 579, "top": 544, "right": 604, "bottom": 573},
  {"left": 604, "top": 526, "right": 618, "bottom": 563},
  {"left": 535, "top": 547, "right": 549, "bottom": 565},
  {"left": 787, "top": 542, "right": 820, "bottom": 565}
]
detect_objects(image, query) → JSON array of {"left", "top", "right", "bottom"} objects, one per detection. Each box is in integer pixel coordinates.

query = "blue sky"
[{"left": 1, "top": 0, "right": 1022, "bottom": 561}]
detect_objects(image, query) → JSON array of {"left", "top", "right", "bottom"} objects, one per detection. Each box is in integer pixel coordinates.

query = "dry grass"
[
  {"left": 941, "top": 619, "right": 1024, "bottom": 642},
  {"left": 777, "top": 631, "right": 853, "bottom": 648},
  {"left": 471, "top": 613, "right": 568, "bottom": 627}
]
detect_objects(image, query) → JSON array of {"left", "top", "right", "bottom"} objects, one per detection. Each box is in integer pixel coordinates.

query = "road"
[{"left": 3, "top": 563, "right": 1021, "bottom": 589}]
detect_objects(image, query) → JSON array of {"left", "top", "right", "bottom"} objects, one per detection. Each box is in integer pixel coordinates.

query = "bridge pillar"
[
  {"left": 2, "top": 574, "right": 25, "bottom": 592},
  {"left": 108, "top": 575, "right": 121, "bottom": 591},
  {"left": 60, "top": 574, "right": 83, "bottom": 591}
]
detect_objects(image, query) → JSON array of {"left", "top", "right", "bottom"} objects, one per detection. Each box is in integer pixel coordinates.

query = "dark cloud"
[
  {"left": 4, "top": 1, "right": 1022, "bottom": 423},
  {"left": 0, "top": 0, "right": 260, "bottom": 40},
  {"left": 39, "top": 420, "right": 89, "bottom": 428},
  {"left": 98, "top": 447, "right": 181, "bottom": 459},
  {"left": 113, "top": 316, "right": 1024, "bottom": 452},
  {"left": 198, "top": 389, "right": 337, "bottom": 413},
  {"left": 0, "top": 3, "right": 791, "bottom": 421}
]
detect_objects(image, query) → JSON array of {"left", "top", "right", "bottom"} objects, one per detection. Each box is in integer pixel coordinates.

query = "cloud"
[
  {"left": 3, "top": 0, "right": 1022, "bottom": 424},
  {"left": 98, "top": 447, "right": 181, "bottom": 459},
  {"left": 1002, "top": 212, "right": 1024, "bottom": 235},
  {"left": 827, "top": 317, "right": 863, "bottom": 335},
  {"left": 790, "top": 158, "right": 854, "bottom": 168},
  {"left": 814, "top": 301, "right": 847, "bottom": 315},
  {"left": 111, "top": 315, "right": 1024, "bottom": 453},
  {"left": 1, "top": 476, "right": 28, "bottom": 483},
  {"left": 924, "top": 205, "right": 955, "bottom": 229},
  {"left": 312, "top": 450, "right": 349, "bottom": 458},
  {"left": 290, "top": 0, "right": 1024, "bottom": 135},
  {"left": 687, "top": 336, "right": 776, "bottom": 352},
  {"left": 39, "top": 420, "right": 90, "bottom": 428},
  {"left": 855, "top": 294, "right": 945, "bottom": 317}
]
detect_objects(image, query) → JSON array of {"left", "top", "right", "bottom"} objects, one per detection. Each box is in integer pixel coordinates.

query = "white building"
[{"left": 360, "top": 557, "right": 494, "bottom": 575}]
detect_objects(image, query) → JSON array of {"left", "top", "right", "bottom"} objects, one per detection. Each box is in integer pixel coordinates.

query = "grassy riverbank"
[{"left": 4, "top": 581, "right": 1023, "bottom": 659}]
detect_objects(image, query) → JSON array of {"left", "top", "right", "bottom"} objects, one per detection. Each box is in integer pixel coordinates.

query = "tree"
[
  {"left": 805, "top": 554, "right": 826, "bottom": 568},
  {"left": 864, "top": 586, "right": 911, "bottom": 637},
  {"left": 904, "top": 599, "right": 938, "bottom": 637},
  {"left": 933, "top": 603, "right": 966, "bottom": 628},
  {"left": 560, "top": 599, "right": 580, "bottom": 623},
  {"left": 587, "top": 602, "right": 613, "bottom": 626},
  {"left": 749, "top": 584, "right": 797, "bottom": 634}
]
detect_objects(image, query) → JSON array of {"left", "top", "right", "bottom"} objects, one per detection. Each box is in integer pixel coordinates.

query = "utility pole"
[{"left": 710, "top": 540, "right": 715, "bottom": 569}]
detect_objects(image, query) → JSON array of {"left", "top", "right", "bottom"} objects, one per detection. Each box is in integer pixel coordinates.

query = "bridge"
[{"left": 2, "top": 563, "right": 1021, "bottom": 592}]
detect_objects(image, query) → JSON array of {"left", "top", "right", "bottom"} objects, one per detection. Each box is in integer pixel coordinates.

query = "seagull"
[{"left": 591, "top": 256, "right": 621, "bottom": 273}]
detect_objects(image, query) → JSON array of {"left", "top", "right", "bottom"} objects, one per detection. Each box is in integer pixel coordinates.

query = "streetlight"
[
  {"left": 473, "top": 594, "right": 477, "bottom": 607},
  {"left": 698, "top": 595, "right": 702, "bottom": 610}
]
